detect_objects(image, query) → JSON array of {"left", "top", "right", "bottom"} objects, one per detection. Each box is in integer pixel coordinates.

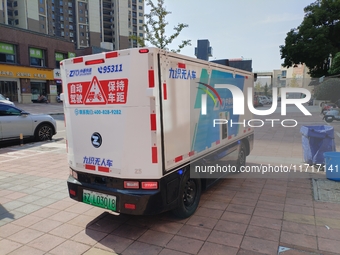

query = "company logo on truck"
[
  {"left": 68, "top": 68, "right": 92, "bottom": 77},
  {"left": 169, "top": 67, "right": 197, "bottom": 80}
]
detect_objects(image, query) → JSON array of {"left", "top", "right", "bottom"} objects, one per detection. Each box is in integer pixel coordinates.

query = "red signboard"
[{"left": 67, "top": 76, "right": 129, "bottom": 105}]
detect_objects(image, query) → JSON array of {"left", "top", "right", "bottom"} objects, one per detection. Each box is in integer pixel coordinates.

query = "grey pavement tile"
[
  {"left": 34, "top": 183, "right": 54, "bottom": 189},
  {"left": 35, "top": 177, "right": 53, "bottom": 183},
  {"left": 17, "top": 194, "right": 42, "bottom": 203},
  {"left": 2, "top": 200, "right": 27, "bottom": 211},
  {"left": 6, "top": 185, "right": 28, "bottom": 192},
  {"left": 47, "top": 191, "right": 69, "bottom": 200},
  {"left": 14, "top": 204, "right": 42, "bottom": 214},
  {"left": 0, "top": 182, "right": 15, "bottom": 189},
  {"left": 31, "top": 197, "right": 58, "bottom": 207},
  {"left": 32, "top": 189, "right": 55, "bottom": 197},
  {"left": 19, "top": 187, "right": 41, "bottom": 194}
]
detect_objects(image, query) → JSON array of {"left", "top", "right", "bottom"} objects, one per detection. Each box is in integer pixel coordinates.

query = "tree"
[
  {"left": 254, "top": 82, "right": 263, "bottom": 93},
  {"left": 130, "top": 0, "right": 191, "bottom": 53},
  {"left": 264, "top": 83, "right": 268, "bottom": 96},
  {"left": 329, "top": 52, "right": 340, "bottom": 75},
  {"left": 279, "top": 0, "right": 340, "bottom": 78},
  {"left": 314, "top": 78, "right": 340, "bottom": 102}
]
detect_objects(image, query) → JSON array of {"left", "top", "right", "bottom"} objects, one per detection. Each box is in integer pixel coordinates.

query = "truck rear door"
[{"left": 60, "top": 48, "right": 162, "bottom": 179}]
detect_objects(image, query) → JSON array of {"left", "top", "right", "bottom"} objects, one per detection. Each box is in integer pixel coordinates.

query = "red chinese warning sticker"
[{"left": 68, "top": 76, "right": 128, "bottom": 105}]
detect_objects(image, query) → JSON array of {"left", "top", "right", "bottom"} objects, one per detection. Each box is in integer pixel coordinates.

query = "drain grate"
[{"left": 312, "top": 178, "right": 340, "bottom": 203}]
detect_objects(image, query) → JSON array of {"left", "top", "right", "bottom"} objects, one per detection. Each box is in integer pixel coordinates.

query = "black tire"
[
  {"left": 34, "top": 123, "right": 54, "bottom": 141},
  {"left": 172, "top": 171, "right": 201, "bottom": 219},
  {"left": 236, "top": 142, "right": 247, "bottom": 170},
  {"left": 325, "top": 116, "right": 334, "bottom": 123}
]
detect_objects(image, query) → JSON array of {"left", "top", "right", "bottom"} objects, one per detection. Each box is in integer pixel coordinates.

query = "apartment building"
[
  {"left": 1, "top": 0, "right": 145, "bottom": 50},
  {"left": 273, "top": 64, "right": 312, "bottom": 89}
]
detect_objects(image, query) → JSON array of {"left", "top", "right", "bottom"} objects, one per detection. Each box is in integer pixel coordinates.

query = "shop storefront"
[{"left": 0, "top": 64, "right": 54, "bottom": 103}]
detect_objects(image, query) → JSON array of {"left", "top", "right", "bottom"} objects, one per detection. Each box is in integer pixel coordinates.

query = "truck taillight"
[
  {"left": 141, "top": 182, "right": 158, "bottom": 190},
  {"left": 124, "top": 203, "right": 136, "bottom": 210},
  {"left": 139, "top": 49, "right": 149, "bottom": 53},
  {"left": 85, "top": 59, "right": 105, "bottom": 65},
  {"left": 124, "top": 181, "right": 139, "bottom": 189}
]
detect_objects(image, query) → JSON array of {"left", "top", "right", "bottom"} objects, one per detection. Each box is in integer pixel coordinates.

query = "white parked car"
[
  {"left": 0, "top": 94, "right": 15, "bottom": 106},
  {"left": 258, "top": 96, "right": 270, "bottom": 104},
  {"left": 0, "top": 103, "right": 57, "bottom": 141}
]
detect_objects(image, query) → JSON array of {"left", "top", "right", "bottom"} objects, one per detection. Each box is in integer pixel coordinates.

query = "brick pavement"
[{"left": 0, "top": 105, "right": 340, "bottom": 254}]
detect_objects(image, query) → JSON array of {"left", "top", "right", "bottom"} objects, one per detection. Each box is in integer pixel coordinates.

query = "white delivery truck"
[{"left": 60, "top": 47, "right": 254, "bottom": 218}]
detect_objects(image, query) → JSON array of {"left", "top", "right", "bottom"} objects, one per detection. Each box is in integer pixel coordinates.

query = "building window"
[
  {"left": 139, "top": 33, "right": 143, "bottom": 37},
  {"left": 282, "top": 70, "right": 287, "bottom": 78},
  {"left": 139, "top": 0, "right": 143, "bottom": 2},
  {"left": 80, "top": 25, "right": 83, "bottom": 29},
  {"left": 139, "top": 12, "right": 143, "bottom": 17},
  {"left": 13, "top": 1, "right": 17, "bottom": 7},
  {"left": 81, "top": 32, "right": 85, "bottom": 36},
  {"left": 55, "top": 52, "right": 65, "bottom": 68},
  {"left": 52, "top": 6, "right": 55, "bottom": 11},
  {"left": 14, "top": 10, "right": 18, "bottom": 16},
  {"left": 29, "top": 47, "right": 45, "bottom": 67},
  {"left": 41, "top": 24, "right": 44, "bottom": 29},
  {"left": 14, "top": 20, "right": 19, "bottom": 25},
  {"left": 69, "top": 17, "right": 73, "bottom": 22},
  {"left": 39, "top": 7, "right": 44, "bottom": 12},
  {"left": 60, "top": 0, "right": 63, "bottom": 5},
  {"left": 79, "top": 2, "right": 83, "bottom": 6},
  {"left": 79, "top": 9, "right": 83, "bottom": 14},
  {"left": 0, "top": 42, "right": 16, "bottom": 64},
  {"left": 80, "top": 17, "right": 83, "bottom": 22},
  {"left": 139, "top": 6, "right": 142, "bottom": 9},
  {"left": 39, "top": 0, "right": 43, "bottom": 3},
  {"left": 139, "top": 19, "right": 143, "bottom": 23}
]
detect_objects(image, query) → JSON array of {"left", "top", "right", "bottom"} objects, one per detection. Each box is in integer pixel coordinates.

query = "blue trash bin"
[
  {"left": 323, "top": 151, "right": 340, "bottom": 181},
  {"left": 300, "top": 125, "right": 336, "bottom": 165}
]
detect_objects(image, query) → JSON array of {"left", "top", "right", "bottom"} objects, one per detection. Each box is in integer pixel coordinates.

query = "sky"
[{"left": 144, "top": 0, "right": 315, "bottom": 72}]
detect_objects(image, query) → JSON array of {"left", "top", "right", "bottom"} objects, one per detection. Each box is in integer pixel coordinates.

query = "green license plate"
[{"left": 82, "top": 189, "right": 116, "bottom": 211}]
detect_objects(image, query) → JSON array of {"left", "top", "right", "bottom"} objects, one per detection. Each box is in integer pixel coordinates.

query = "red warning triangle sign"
[{"left": 84, "top": 76, "right": 107, "bottom": 105}]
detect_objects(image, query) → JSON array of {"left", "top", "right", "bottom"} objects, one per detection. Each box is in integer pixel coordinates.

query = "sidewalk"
[
  {"left": 15, "top": 103, "right": 64, "bottom": 116},
  {"left": 1, "top": 104, "right": 340, "bottom": 254}
]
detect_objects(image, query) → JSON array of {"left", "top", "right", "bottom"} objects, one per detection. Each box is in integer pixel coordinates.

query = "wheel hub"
[{"left": 183, "top": 179, "right": 196, "bottom": 207}]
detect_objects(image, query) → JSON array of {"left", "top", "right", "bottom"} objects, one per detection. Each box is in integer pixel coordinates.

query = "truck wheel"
[
  {"left": 172, "top": 172, "right": 201, "bottom": 219},
  {"left": 325, "top": 116, "right": 334, "bottom": 123},
  {"left": 236, "top": 142, "right": 247, "bottom": 170}
]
